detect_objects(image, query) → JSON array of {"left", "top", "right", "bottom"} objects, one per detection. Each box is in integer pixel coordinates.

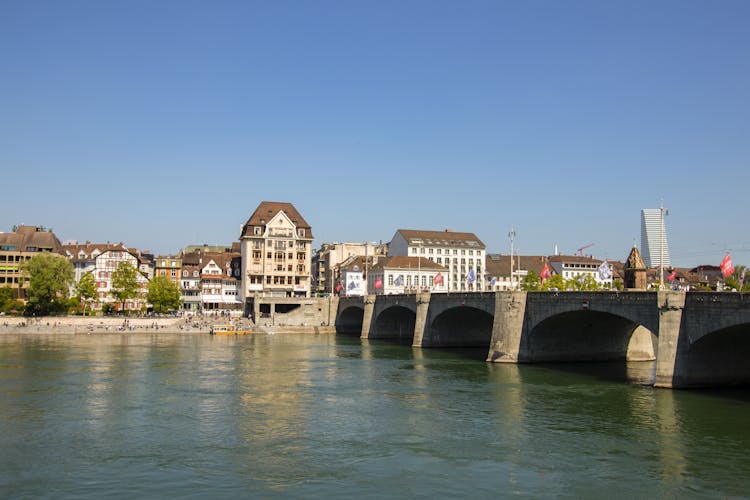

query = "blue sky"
[{"left": 2, "top": 1, "right": 748, "bottom": 267}]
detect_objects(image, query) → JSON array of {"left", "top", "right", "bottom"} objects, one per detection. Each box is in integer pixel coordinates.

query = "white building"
[
  {"left": 367, "top": 256, "right": 447, "bottom": 295},
  {"left": 63, "top": 243, "right": 151, "bottom": 311},
  {"left": 641, "top": 208, "right": 670, "bottom": 269},
  {"left": 388, "top": 229, "right": 486, "bottom": 292},
  {"left": 548, "top": 255, "right": 613, "bottom": 288}
]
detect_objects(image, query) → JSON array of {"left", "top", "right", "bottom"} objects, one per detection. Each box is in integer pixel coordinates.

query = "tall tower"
[{"left": 641, "top": 208, "right": 670, "bottom": 269}]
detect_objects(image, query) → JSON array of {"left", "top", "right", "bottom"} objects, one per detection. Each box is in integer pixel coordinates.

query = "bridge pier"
[
  {"left": 412, "top": 292, "right": 431, "bottom": 347},
  {"left": 654, "top": 291, "right": 687, "bottom": 388},
  {"left": 360, "top": 295, "right": 376, "bottom": 339},
  {"left": 487, "top": 291, "right": 527, "bottom": 362}
]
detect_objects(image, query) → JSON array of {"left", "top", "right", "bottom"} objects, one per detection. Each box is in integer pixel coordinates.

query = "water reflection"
[{"left": 1, "top": 333, "right": 750, "bottom": 498}]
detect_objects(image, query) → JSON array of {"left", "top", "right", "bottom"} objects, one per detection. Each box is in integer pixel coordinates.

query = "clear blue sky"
[{"left": 2, "top": 1, "right": 748, "bottom": 267}]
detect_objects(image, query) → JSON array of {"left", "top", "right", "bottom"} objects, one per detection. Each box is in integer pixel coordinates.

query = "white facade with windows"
[{"left": 388, "top": 229, "right": 486, "bottom": 292}]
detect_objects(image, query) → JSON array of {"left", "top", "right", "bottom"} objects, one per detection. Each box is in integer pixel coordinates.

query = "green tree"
[
  {"left": 23, "top": 253, "right": 74, "bottom": 316},
  {"left": 0, "top": 286, "right": 13, "bottom": 309},
  {"left": 567, "top": 274, "right": 601, "bottom": 291},
  {"left": 520, "top": 270, "right": 541, "bottom": 291},
  {"left": 541, "top": 273, "right": 566, "bottom": 291},
  {"left": 724, "top": 265, "right": 750, "bottom": 292},
  {"left": 147, "top": 276, "right": 182, "bottom": 313},
  {"left": 75, "top": 272, "right": 98, "bottom": 316},
  {"left": 111, "top": 262, "right": 141, "bottom": 313},
  {"left": 0, "top": 286, "right": 24, "bottom": 315}
]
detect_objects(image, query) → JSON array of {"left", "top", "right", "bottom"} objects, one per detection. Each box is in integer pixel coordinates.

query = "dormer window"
[
  {"left": 254, "top": 227, "right": 262, "bottom": 236},
  {"left": 297, "top": 229, "right": 305, "bottom": 238}
]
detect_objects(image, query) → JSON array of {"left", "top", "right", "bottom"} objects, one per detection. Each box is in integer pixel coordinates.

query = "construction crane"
[{"left": 576, "top": 243, "right": 594, "bottom": 256}]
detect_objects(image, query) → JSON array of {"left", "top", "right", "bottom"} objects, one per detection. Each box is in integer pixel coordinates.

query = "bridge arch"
[
  {"left": 371, "top": 305, "right": 416, "bottom": 342},
  {"left": 680, "top": 322, "right": 750, "bottom": 387},
  {"left": 423, "top": 306, "right": 494, "bottom": 347},
  {"left": 336, "top": 305, "right": 364, "bottom": 335},
  {"left": 525, "top": 310, "right": 656, "bottom": 362}
]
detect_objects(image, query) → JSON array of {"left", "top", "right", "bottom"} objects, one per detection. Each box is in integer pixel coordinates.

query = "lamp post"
[
  {"left": 509, "top": 226, "right": 516, "bottom": 291},
  {"left": 659, "top": 198, "right": 669, "bottom": 290}
]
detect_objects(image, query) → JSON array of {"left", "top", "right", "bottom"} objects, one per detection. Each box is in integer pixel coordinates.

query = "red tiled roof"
[{"left": 241, "top": 201, "right": 313, "bottom": 238}]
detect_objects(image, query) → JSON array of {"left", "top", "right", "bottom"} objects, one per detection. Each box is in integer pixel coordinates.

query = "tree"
[
  {"left": 724, "top": 265, "right": 750, "bottom": 292},
  {"left": 24, "top": 253, "right": 74, "bottom": 316},
  {"left": 541, "top": 273, "right": 566, "bottom": 291},
  {"left": 147, "top": 276, "right": 182, "bottom": 313},
  {"left": 111, "top": 261, "right": 141, "bottom": 312},
  {"left": 520, "top": 270, "right": 541, "bottom": 291},
  {"left": 75, "top": 272, "right": 98, "bottom": 316}
]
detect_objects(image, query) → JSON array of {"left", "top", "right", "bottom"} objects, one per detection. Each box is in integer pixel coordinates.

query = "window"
[
  {"left": 298, "top": 229, "right": 305, "bottom": 238},
  {"left": 193, "top": 271, "right": 198, "bottom": 277},
  {"left": 437, "top": 258, "right": 442, "bottom": 264},
  {"left": 421, "top": 276, "right": 426, "bottom": 286},
  {"left": 437, "top": 249, "right": 442, "bottom": 255},
  {"left": 254, "top": 227, "right": 262, "bottom": 235},
  {"left": 469, "top": 250, "right": 473, "bottom": 255},
  {"left": 388, "top": 275, "right": 394, "bottom": 286},
  {"left": 411, "top": 247, "right": 417, "bottom": 254}
]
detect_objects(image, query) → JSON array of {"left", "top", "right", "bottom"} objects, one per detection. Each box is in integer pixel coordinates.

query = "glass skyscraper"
[{"left": 641, "top": 208, "right": 670, "bottom": 268}]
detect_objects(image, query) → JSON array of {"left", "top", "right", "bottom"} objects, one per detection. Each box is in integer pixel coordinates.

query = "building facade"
[
  {"left": 367, "top": 256, "right": 447, "bottom": 295},
  {"left": 239, "top": 202, "right": 314, "bottom": 303},
  {"left": 388, "top": 229, "right": 486, "bottom": 291},
  {"left": 0, "top": 225, "right": 64, "bottom": 300},
  {"left": 641, "top": 208, "right": 670, "bottom": 268},
  {"left": 548, "top": 255, "right": 613, "bottom": 288},
  {"left": 312, "top": 242, "right": 387, "bottom": 294},
  {"left": 63, "top": 243, "right": 151, "bottom": 311}
]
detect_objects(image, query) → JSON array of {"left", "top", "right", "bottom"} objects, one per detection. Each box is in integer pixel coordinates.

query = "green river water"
[{"left": 1, "top": 332, "right": 749, "bottom": 498}]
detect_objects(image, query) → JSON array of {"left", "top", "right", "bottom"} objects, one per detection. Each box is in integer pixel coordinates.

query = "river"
[{"left": 1, "top": 332, "right": 749, "bottom": 498}]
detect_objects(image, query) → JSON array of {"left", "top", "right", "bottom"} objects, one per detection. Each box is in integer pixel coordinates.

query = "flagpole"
[{"left": 509, "top": 226, "right": 516, "bottom": 291}]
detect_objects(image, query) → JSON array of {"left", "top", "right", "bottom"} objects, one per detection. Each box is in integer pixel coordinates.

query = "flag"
[
  {"left": 433, "top": 272, "right": 443, "bottom": 285},
  {"left": 374, "top": 277, "right": 383, "bottom": 289},
  {"left": 598, "top": 260, "right": 612, "bottom": 280},
  {"left": 540, "top": 263, "right": 551, "bottom": 281},
  {"left": 394, "top": 275, "right": 403, "bottom": 287},
  {"left": 335, "top": 281, "right": 343, "bottom": 293},
  {"left": 348, "top": 280, "right": 357, "bottom": 290},
  {"left": 720, "top": 253, "right": 735, "bottom": 278},
  {"left": 667, "top": 268, "right": 677, "bottom": 281},
  {"left": 490, "top": 277, "right": 497, "bottom": 287},
  {"left": 466, "top": 269, "right": 476, "bottom": 284}
]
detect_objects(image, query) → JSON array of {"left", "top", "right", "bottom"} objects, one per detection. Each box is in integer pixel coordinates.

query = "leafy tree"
[
  {"left": 147, "top": 276, "right": 182, "bottom": 313},
  {"left": 111, "top": 262, "right": 141, "bottom": 312},
  {"left": 567, "top": 274, "right": 600, "bottom": 291},
  {"left": 0, "top": 286, "right": 13, "bottom": 309},
  {"left": 541, "top": 273, "right": 566, "bottom": 291},
  {"left": 520, "top": 270, "right": 541, "bottom": 291},
  {"left": 75, "top": 272, "right": 98, "bottom": 316},
  {"left": 23, "top": 253, "right": 74, "bottom": 316},
  {"left": 724, "top": 265, "right": 750, "bottom": 292},
  {"left": 0, "top": 287, "right": 24, "bottom": 315}
]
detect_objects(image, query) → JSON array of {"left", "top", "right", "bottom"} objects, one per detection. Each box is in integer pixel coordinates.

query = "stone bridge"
[{"left": 335, "top": 291, "right": 750, "bottom": 389}]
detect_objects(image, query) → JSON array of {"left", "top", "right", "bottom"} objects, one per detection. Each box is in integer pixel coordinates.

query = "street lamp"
[{"left": 659, "top": 198, "right": 669, "bottom": 290}]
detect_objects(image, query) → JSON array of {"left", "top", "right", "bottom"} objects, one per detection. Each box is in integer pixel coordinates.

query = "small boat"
[{"left": 209, "top": 324, "right": 253, "bottom": 335}]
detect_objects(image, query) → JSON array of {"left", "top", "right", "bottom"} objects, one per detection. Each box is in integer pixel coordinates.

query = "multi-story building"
[
  {"left": 63, "top": 242, "right": 150, "bottom": 311},
  {"left": 154, "top": 256, "right": 182, "bottom": 288},
  {"left": 239, "top": 201, "right": 314, "bottom": 302},
  {"left": 179, "top": 263, "right": 202, "bottom": 313},
  {"left": 312, "top": 242, "right": 388, "bottom": 294},
  {"left": 367, "top": 256, "right": 447, "bottom": 295},
  {"left": 0, "top": 225, "right": 64, "bottom": 300},
  {"left": 180, "top": 248, "right": 242, "bottom": 313},
  {"left": 388, "top": 229, "right": 486, "bottom": 291},
  {"left": 641, "top": 208, "right": 670, "bottom": 269},
  {"left": 548, "top": 255, "right": 613, "bottom": 288}
]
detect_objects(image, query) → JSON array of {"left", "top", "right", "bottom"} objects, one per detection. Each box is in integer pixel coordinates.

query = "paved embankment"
[{"left": 0, "top": 316, "right": 205, "bottom": 334}]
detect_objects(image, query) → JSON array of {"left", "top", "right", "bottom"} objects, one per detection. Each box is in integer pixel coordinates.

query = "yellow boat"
[{"left": 209, "top": 324, "right": 253, "bottom": 335}]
